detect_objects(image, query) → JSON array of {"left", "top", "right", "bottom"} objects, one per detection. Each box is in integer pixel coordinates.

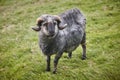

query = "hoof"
[
  {"left": 52, "top": 71, "right": 56, "bottom": 74},
  {"left": 81, "top": 56, "right": 86, "bottom": 60},
  {"left": 46, "top": 68, "right": 50, "bottom": 71},
  {"left": 68, "top": 56, "right": 72, "bottom": 59}
]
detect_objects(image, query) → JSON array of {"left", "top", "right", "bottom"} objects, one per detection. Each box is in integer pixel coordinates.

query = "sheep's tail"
[{"left": 59, "top": 8, "right": 86, "bottom": 30}]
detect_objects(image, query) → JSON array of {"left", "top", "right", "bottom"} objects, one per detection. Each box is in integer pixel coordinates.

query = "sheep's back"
[
  {"left": 59, "top": 8, "right": 86, "bottom": 52},
  {"left": 59, "top": 8, "right": 86, "bottom": 30}
]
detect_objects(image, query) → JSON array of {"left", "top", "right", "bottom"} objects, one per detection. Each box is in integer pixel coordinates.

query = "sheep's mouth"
[
  {"left": 49, "top": 34, "right": 55, "bottom": 37},
  {"left": 47, "top": 33, "right": 55, "bottom": 37}
]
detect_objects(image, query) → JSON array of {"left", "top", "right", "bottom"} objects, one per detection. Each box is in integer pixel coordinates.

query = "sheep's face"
[
  {"left": 41, "top": 19, "right": 59, "bottom": 37},
  {"left": 32, "top": 14, "right": 67, "bottom": 37}
]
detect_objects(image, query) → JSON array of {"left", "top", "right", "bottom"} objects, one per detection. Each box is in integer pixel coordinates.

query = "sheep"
[{"left": 32, "top": 8, "right": 86, "bottom": 74}]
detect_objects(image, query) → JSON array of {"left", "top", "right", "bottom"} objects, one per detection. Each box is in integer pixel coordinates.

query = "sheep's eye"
[
  {"left": 53, "top": 21, "right": 57, "bottom": 25},
  {"left": 43, "top": 22, "right": 48, "bottom": 26}
]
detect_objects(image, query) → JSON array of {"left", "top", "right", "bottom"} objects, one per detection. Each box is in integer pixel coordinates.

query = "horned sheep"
[{"left": 32, "top": 8, "right": 86, "bottom": 74}]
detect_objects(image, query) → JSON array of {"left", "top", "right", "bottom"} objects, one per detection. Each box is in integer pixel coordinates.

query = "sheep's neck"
[
  {"left": 39, "top": 35, "right": 57, "bottom": 55},
  {"left": 40, "top": 34, "right": 56, "bottom": 44}
]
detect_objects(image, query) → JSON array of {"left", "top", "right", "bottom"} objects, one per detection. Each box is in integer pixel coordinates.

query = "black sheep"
[{"left": 32, "top": 8, "right": 86, "bottom": 74}]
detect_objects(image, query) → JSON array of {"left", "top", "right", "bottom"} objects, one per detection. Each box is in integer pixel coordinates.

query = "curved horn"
[
  {"left": 32, "top": 17, "right": 44, "bottom": 32},
  {"left": 54, "top": 15, "right": 61, "bottom": 23},
  {"left": 36, "top": 17, "right": 44, "bottom": 26},
  {"left": 59, "top": 23, "right": 67, "bottom": 30},
  {"left": 54, "top": 15, "right": 67, "bottom": 30}
]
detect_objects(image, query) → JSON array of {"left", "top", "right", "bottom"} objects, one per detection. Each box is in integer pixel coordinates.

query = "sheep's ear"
[{"left": 32, "top": 26, "right": 41, "bottom": 32}]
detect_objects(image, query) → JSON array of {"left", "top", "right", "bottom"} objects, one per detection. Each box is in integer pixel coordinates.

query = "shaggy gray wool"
[{"left": 39, "top": 8, "right": 86, "bottom": 56}]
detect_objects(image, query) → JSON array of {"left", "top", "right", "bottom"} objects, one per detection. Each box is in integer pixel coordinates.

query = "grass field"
[{"left": 0, "top": 0, "right": 120, "bottom": 80}]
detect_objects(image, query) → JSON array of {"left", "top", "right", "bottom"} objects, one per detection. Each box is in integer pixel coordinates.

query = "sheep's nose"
[{"left": 50, "top": 31, "right": 55, "bottom": 35}]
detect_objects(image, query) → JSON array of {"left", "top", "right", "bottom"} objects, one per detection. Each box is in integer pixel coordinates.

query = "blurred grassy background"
[{"left": 0, "top": 0, "right": 120, "bottom": 80}]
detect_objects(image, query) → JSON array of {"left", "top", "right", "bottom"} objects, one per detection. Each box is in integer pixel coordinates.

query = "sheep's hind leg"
[
  {"left": 68, "top": 52, "right": 72, "bottom": 58},
  {"left": 46, "top": 55, "right": 51, "bottom": 71},
  {"left": 81, "top": 33, "right": 86, "bottom": 60},
  {"left": 81, "top": 43, "right": 86, "bottom": 60}
]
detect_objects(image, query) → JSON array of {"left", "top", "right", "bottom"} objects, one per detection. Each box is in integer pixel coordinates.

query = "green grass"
[{"left": 0, "top": 0, "right": 120, "bottom": 80}]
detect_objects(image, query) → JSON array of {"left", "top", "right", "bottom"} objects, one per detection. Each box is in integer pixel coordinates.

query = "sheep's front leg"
[
  {"left": 68, "top": 52, "right": 72, "bottom": 58},
  {"left": 46, "top": 55, "right": 51, "bottom": 71},
  {"left": 53, "top": 52, "right": 63, "bottom": 74}
]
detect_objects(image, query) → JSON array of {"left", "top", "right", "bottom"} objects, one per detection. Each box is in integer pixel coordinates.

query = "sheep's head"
[{"left": 32, "top": 14, "right": 67, "bottom": 37}]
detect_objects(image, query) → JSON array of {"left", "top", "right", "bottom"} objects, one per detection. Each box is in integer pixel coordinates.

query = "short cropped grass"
[{"left": 0, "top": 0, "right": 120, "bottom": 80}]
